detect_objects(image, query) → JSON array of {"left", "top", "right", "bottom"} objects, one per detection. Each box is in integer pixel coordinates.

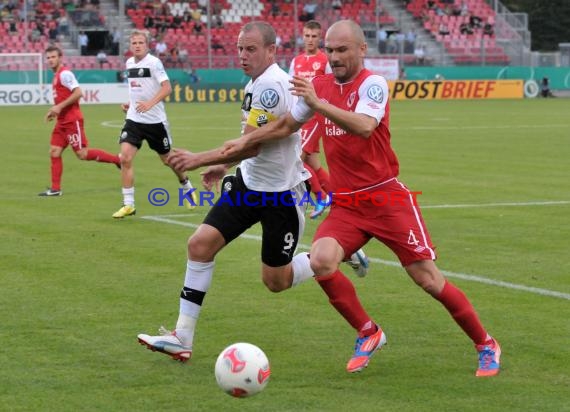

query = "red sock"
[
  {"left": 50, "top": 157, "right": 62, "bottom": 191},
  {"left": 436, "top": 281, "right": 488, "bottom": 345},
  {"left": 304, "top": 162, "right": 323, "bottom": 194},
  {"left": 315, "top": 167, "right": 330, "bottom": 193},
  {"left": 85, "top": 149, "right": 120, "bottom": 165},
  {"left": 315, "top": 270, "right": 372, "bottom": 331}
]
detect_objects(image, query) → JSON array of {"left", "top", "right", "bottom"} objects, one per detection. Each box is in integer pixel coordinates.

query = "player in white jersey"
[
  {"left": 137, "top": 22, "right": 367, "bottom": 363},
  {"left": 112, "top": 29, "right": 198, "bottom": 218}
]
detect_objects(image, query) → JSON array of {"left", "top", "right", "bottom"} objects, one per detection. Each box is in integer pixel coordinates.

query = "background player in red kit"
[
  {"left": 222, "top": 20, "right": 501, "bottom": 377},
  {"left": 289, "top": 20, "right": 332, "bottom": 219},
  {"left": 39, "top": 46, "right": 120, "bottom": 196}
]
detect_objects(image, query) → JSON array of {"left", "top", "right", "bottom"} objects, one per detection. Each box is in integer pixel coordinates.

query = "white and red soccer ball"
[{"left": 215, "top": 342, "right": 271, "bottom": 398}]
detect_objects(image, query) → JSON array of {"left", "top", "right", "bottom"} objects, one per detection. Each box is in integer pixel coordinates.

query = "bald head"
[
  {"left": 324, "top": 19, "right": 367, "bottom": 83},
  {"left": 326, "top": 20, "right": 366, "bottom": 45}
]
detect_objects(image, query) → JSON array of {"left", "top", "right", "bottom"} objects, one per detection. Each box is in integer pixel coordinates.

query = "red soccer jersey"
[
  {"left": 52, "top": 66, "right": 82, "bottom": 123},
  {"left": 312, "top": 69, "right": 399, "bottom": 193},
  {"left": 289, "top": 50, "right": 330, "bottom": 79}
]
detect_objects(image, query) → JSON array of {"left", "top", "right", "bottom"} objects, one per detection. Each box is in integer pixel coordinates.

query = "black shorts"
[
  {"left": 119, "top": 119, "right": 172, "bottom": 154},
  {"left": 204, "top": 169, "right": 308, "bottom": 267}
]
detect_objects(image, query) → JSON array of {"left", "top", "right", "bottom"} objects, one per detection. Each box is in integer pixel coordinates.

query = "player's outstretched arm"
[{"left": 222, "top": 114, "right": 301, "bottom": 157}]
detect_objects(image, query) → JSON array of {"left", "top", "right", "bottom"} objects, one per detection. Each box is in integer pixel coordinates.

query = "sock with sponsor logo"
[{"left": 176, "top": 259, "right": 214, "bottom": 346}]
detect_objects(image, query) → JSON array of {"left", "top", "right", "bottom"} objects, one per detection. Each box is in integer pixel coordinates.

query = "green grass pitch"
[{"left": 1, "top": 99, "right": 569, "bottom": 411}]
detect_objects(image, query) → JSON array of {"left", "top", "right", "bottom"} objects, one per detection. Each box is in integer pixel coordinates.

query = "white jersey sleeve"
[
  {"left": 59, "top": 70, "right": 79, "bottom": 91},
  {"left": 290, "top": 96, "right": 314, "bottom": 124},
  {"left": 355, "top": 75, "right": 389, "bottom": 123}
]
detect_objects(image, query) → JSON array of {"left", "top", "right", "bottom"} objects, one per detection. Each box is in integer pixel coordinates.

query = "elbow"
[
  {"left": 354, "top": 125, "right": 375, "bottom": 138},
  {"left": 355, "top": 118, "right": 378, "bottom": 138}
]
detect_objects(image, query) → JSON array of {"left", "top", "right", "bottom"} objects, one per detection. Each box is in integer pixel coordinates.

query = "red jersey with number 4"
[
  {"left": 312, "top": 69, "right": 399, "bottom": 193},
  {"left": 52, "top": 66, "right": 82, "bottom": 123}
]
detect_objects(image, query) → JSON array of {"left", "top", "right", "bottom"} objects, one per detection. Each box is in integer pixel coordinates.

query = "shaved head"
[
  {"left": 326, "top": 20, "right": 366, "bottom": 45},
  {"left": 324, "top": 19, "right": 367, "bottom": 83}
]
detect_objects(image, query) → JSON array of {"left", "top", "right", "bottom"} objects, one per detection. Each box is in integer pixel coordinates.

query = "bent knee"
[{"left": 262, "top": 277, "right": 290, "bottom": 293}]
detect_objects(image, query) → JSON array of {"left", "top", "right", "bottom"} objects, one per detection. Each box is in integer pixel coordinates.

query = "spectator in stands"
[
  {"left": 30, "top": 26, "right": 42, "bottom": 42},
  {"left": 483, "top": 22, "right": 494, "bottom": 36},
  {"left": 168, "top": 44, "right": 180, "bottom": 67},
  {"left": 39, "top": 45, "right": 120, "bottom": 197},
  {"left": 438, "top": 22, "right": 450, "bottom": 36},
  {"left": 460, "top": 22, "right": 474, "bottom": 35},
  {"left": 460, "top": 0, "right": 469, "bottom": 16},
  {"left": 193, "top": 20, "right": 204, "bottom": 35},
  {"left": 213, "top": 14, "right": 224, "bottom": 29},
  {"left": 469, "top": 14, "right": 482, "bottom": 28},
  {"left": 179, "top": 46, "right": 189, "bottom": 65},
  {"left": 414, "top": 43, "right": 426, "bottom": 65},
  {"left": 332, "top": 0, "right": 343, "bottom": 10},
  {"left": 8, "top": 17, "right": 18, "bottom": 35},
  {"left": 111, "top": 27, "right": 121, "bottom": 55},
  {"left": 48, "top": 25, "right": 59, "bottom": 42},
  {"left": 270, "top": 0, "right": 280, "bottom": 17},
  {"left": 79, "top": 31, "right": 88, "bottom": 56},
  {"left": 58, "top": 14, "right": 70, "bottom": 36},
  {"left": 143, "top": 14, "right": 154, "bottom": 29},
  {"left": 211, "top": 34, "right": 225, "bottom": 53},
  {"left": 386, "top": 33, "right": 398, "bottom": 54},
  {"left": 303, "top": 1, "right": 318, "bottom": 21},
  {"left": 405, "top": 29, "right": 416, "bottom": 53},
  {"left": 154, "top": 37, "right": 168, "bottom": 59},
  {"left": 96, "top": 49, "right": 108, "bottom": 68},
  {"left": 376, "top": 27, "right": 388, "bottom": 54}
]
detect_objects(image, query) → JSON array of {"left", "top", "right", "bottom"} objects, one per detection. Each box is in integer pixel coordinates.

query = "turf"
[{"left": 1, "top": 99, "right": 569, "bottom": 412}]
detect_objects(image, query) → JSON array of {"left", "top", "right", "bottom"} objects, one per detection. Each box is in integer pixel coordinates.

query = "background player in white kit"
[{"left": 113, "top": 29, "right": 197, "bottom": 218}]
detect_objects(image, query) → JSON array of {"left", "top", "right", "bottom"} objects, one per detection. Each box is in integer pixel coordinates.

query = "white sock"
[
  {"left": 182, "top": 179, "right": 194, "bottom": 191},
  {"left": 176, "top": 259, "right": 215, "bottom": 346},
  {"left": 291, "top": 252, "right": 314, "bottom": 287},
  {"left": 122, "top": 187, "right": 134, "bottom": 207}
]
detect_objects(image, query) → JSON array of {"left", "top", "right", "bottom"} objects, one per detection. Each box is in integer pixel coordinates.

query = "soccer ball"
[{"left": 214, "top": 342, "right": 271, "bottom": 398}]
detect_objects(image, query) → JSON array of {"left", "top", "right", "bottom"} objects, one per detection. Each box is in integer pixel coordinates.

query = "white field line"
[{"left": 140, "top": 215, "right": 570, "bottom": 301}]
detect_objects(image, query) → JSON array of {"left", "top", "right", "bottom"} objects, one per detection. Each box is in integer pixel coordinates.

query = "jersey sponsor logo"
[
  {"left": 241, "top": 92, "right": 252, "bottom": 111},
  {"left": 367, "top": 85, "right": 384, "bottom": 103},
  {"left": 260, "top": 89, "right": 279, "bottom": 108},
  {"left": 347, "top": 91, "right": 356, "bottom": 108},
  {"left": 127, "top": 68, "right": 151, "bottom": 78}
]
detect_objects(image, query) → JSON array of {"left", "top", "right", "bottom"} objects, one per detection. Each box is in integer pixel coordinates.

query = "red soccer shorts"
[
  {"left": 314, "top": 179, "right": 437, "bottom": 267},
  {"left": 50, "top": 119, "right": 89, "bottom": 151},
  {"left": 300, "top": 116, "right": 321, "bottom": 154}
]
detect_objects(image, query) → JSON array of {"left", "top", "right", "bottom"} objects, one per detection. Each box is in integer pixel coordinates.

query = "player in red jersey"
[
  {"left": 221, "top": 20, "right": 501, "bottom": 377},
  {"left": 39, "top": 46, "right": 120, "bottom": 196},
  {"left": 289, "top": 20, "right": 332, "bottom": 219}
]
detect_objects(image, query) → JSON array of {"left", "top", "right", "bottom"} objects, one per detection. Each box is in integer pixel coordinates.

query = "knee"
[
  {"left": 407, "top": 263, "right": 444, "bottom": 296},
  {"left": 188, "top": 235, "right": 207, "bottom": 260},
  {"left": 49, "top": 148, "right": 61, "bottom": 158},
  {"left": 309, "top": 251, "right": 338, "bottom": 276},
  {"left": 120, "top": 153, "right": 133, "bottom": 168},
  {"left": 75, "top": 150, "right": 88, "bottom": 160},
  {"left": 262, "top": 276, "right": 289, "bottom": 293}
]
